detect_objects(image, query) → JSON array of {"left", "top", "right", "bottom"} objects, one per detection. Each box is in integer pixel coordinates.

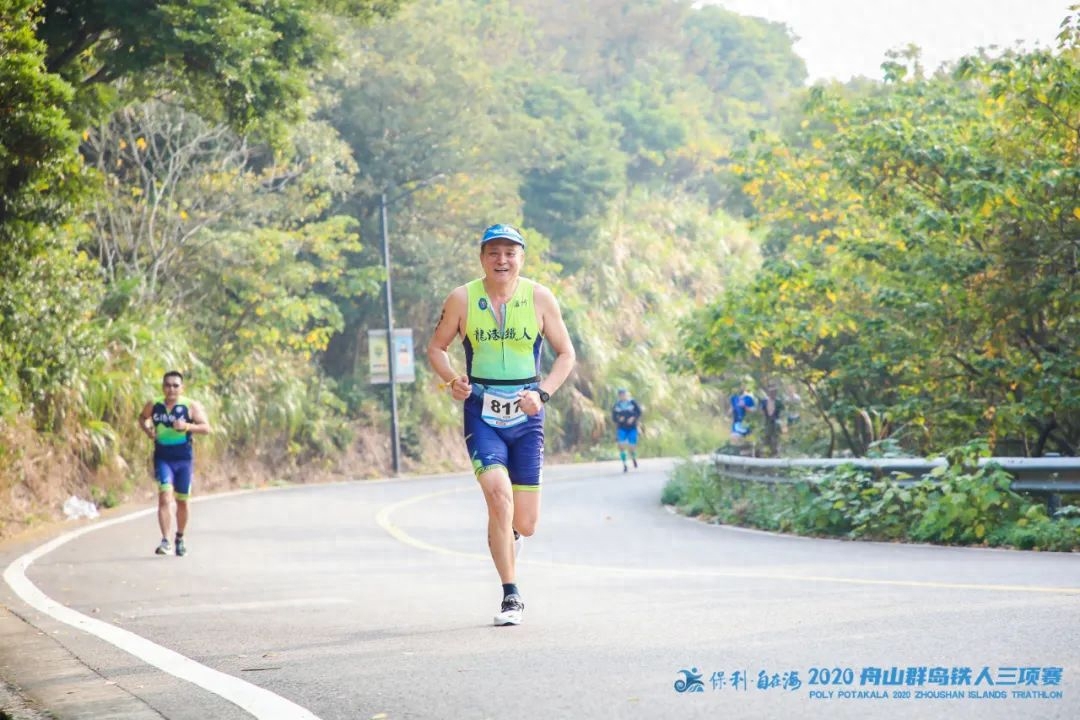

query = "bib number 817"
[{"left": 489, "top": 398, "right": 521, "bottom": 416}]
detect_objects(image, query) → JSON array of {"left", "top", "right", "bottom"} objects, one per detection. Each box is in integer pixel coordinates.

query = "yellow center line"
[{"left": 375, "top": 486, "right": 1080, "bottom": 596}]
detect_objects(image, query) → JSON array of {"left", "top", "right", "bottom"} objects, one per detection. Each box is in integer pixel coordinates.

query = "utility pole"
[
  {"left": 380, "top": 192, "right": 402, "bottom": 475},
  {"left": 374, "top": 174, "right": 445, "bottom": 476}
]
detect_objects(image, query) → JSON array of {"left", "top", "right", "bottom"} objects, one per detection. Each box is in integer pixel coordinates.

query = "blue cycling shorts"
[
  {"left": 463, "top": 393, "right": 544, "bottom": 490},
  {"left": 616, "top": 427, "right": 639, "bottom": 446},
  {"left": 154, "top": 459, "right": 193, "bottom": 499}
]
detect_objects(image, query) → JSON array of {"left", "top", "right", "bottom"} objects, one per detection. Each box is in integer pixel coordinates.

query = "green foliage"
[
  {"left": 663, "top": 462, "right": 718, "bottom": 518},
  {"left": 3, "top": 0, "right": 400, "bottom": 431},
  {"left": 908, "top": 462, "right": 1025, "bottom": 545},
  {"left": 992, "top": 504, "right": 1080, "bottom": 552},
  {"left": 0, "top": 0, "right": 80, "bottom": 226},
  {"left": 682, "top": 5, "right": 807, "bottom": 112},
  {"left": 37, "top": 0, "right": 404, "bottom": 142},
  {"left": 550, "top": 188, "right": 757, "bottom": 455},
  {"left": 1, "top": 0, "right": 915, "bottom": 537},
  {"left": 666, "top": 460, "right": 808, "bottom": 531},
  {"left": 671, "top": 446, "right": 1078, "bottom": 551},
  {"left": 0, "top": 1, "right": 97, "bottom": 423},
  {"left": 514, "top": 0, "right": 806, "bottom": 202},
  {"left": 519, "top": 80, "right": 628, "bottom": 271},
  {"left": 90, "top": 482, "right": 126, "bottom": 509},
  {"left": 215, "top": 357, "right": 354, "bottom": 463},
  {"left": 192, "top": 221, "right": 358, "bottom": 379},
  {"left": 322, "top": 0, "right": 513, "bottom": 195},
  {"left": 689, "top": 33, "right": 1080, "bottom": 457},
  {"left": 661, "top": 472, "right": 689, "bottom": 506},
  {"left": 306, "top": 0, "right": 805, "bottom": 459},
  {"left": 609, "top": 74, "right": 690, "bottom": 182},
  {"left": 0, "top": 227, "right": 103, "bottom": 426}
]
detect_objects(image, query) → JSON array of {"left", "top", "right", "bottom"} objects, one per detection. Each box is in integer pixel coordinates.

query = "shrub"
[{"left": 666, "top": 446, "right": 1079, "bottom": 552}]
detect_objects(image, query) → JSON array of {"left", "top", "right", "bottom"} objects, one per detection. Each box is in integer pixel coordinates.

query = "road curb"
[{"left": 0, "top": 606, "right": 161, "bottom": 720}]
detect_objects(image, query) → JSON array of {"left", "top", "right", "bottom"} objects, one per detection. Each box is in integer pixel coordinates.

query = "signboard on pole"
[{"left": 368, "top": 328, "right": 415, "bottom": 384}]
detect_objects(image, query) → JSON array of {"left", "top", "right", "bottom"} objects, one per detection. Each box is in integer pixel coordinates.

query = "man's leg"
[
  {"left": 173, "top": 501, "right": 188, "bottom": 556},
  {"left": 176, "top": 500, "right": 188, "bottom": 535},
  {"left": 172, "top": 462, "right": 193, "bottom": 556},
  {"left": 506, "top": 418, "right": 543, "bottom": 540},
  {"left": 477, "top": 467, "right": 516, "bottom": 584},
  {"left": 512, "top": 488, "right": 541, "bottom": 539},
  {"left": 477, "top": 467, "right": 528, "bottom": 626},
  {"left": 157, "top": 489, "right": 174, "bottom": 540},
  {"left": 154, "top": 460, "right": 175, "bottom": 554}
]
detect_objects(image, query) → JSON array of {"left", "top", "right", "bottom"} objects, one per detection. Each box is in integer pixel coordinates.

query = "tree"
[
  {"left": 315, "top": 0, "right": 532, "bottom": 384},
  {"left": 682, "top": 5, "right": 807, "bottom": 115},
  {"left": 689, "top": 30, "right": 1080, "bottom": 457},
  {"left": 519, "top": 79, "right": 627, "bottom": 271},
  {"left": 2, "top": 0, "right": 407, "bottom": 421},
  {"left": 0, "top": 0, "right": 96, "bottom": 418},
  {"left": 37, "top": 0, "right": 405, "bottom": 139}
]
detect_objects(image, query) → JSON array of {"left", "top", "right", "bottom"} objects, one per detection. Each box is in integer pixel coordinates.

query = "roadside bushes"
[{"left": 662, "top": 449, "right": 1080, "bottom": 551}]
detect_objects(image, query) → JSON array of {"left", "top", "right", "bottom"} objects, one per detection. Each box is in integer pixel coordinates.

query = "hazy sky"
[{"left": 710, "top": 0, "right": 1072, "bottom": 82}]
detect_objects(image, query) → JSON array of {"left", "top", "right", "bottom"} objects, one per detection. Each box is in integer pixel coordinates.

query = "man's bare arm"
[
  {"left": 427, "top": 286, "right": 472, "bottom": 401},
  {"left": 138, "top": 401, "right": 156, "bottom": 439},
  {"left": 185, "top": 401, "right": 212, "bottom": 435}
]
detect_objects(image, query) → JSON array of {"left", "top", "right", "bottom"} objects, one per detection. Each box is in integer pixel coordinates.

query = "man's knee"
[
  {"left": 513, "top": 493, "right": 540, "bottom": 536},
  {"left": 480, "top": 478, "right": 513, "bottom": 517}
]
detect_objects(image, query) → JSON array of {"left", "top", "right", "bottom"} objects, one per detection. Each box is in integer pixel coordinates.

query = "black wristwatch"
[{"left": 537, "top": 389, "right": 551, "bottom": 404}]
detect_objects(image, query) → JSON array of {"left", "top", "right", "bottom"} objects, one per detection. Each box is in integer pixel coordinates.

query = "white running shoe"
[
  {"left": 513, "top": 530, "right": 524, "bottom": 560},
  {"left": 154, "top": 539, "right": 171, "bottom": 555},
  {"left": 494, "top": 594, "right": 525, "bottom": 626}
]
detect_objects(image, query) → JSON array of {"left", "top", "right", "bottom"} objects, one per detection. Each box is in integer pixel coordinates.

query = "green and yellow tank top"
[
  {"left": 152, "top": 396, "right": 194, "bottom": 461},
  {"left": 463, "top": 278, "right": 543, "bottom": 384}
]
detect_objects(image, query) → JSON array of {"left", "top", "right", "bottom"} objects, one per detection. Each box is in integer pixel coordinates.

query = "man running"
[
  {"left": 730, "top": 386, "right": 755, "bottom": 440},
  {"left": 611, "top": 388, "right": 642, "bottom": 472},
  {"left": 427, "top": 224, "right": 576, "bottom": 626},
  {"left": 138, "top": 371, "right": 211, "bottom": 557}
]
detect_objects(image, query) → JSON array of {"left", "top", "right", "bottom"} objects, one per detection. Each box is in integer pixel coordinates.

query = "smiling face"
[{"left": 480, "top": 239, "right": 524, "bottom": 285}]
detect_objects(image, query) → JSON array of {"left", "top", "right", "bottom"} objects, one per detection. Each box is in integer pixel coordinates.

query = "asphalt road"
[{"left": 1, "top": 458, "right": 1078, "bottom": 720}]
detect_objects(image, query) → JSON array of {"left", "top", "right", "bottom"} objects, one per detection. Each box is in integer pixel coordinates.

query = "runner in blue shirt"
[
  {"left": 730, "top": 387, "right": 755, "bottom": 439},
  {"left": 611, "top": 388, "right": 643, "bottom": 472}
]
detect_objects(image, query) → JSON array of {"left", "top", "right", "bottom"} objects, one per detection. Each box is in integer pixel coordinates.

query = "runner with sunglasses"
[{"left": 138, "top": 371, "right": 211, "bottom": 557}]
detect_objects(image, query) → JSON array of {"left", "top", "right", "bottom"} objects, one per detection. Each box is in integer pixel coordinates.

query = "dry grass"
[
  {"left": 0, "top": 415, "right": 93, "bottom": 540},
  {"left": 0, "top": 416, "right": 475, "bottom": 544}
]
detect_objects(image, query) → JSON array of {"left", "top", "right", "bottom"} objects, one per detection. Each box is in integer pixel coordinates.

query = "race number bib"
[{"left": 481, "top": 387, "right": 527, "bottom": 428}]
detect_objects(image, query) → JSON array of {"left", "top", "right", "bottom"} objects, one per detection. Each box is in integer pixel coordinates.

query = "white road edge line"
[{"left": 2, "top": 495, "right": 323, "bottom": 720}]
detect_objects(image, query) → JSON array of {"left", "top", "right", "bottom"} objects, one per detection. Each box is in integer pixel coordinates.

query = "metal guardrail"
[{"left": 711, "top": 453, "right": 1080, "bottom": 512}]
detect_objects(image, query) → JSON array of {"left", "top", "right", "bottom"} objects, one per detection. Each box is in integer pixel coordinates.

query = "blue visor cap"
[{"left": 480, "top": 224, "right": 525, "bottom": 248}]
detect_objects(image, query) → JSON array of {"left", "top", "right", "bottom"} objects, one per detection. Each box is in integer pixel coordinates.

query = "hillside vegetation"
[{"left": 3, "top": 0, "right": 1077, "bottom": 539}]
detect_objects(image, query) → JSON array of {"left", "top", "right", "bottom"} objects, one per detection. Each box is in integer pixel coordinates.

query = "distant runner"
[
  {"left": 730, "top": 386, "right": 755, "bottom": 439},
  {"left": 138, "top": 371, "right": 211, "bottom": 557},
  {"left": 611, "top": 388, "right": 643, "bottom": 472}
]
